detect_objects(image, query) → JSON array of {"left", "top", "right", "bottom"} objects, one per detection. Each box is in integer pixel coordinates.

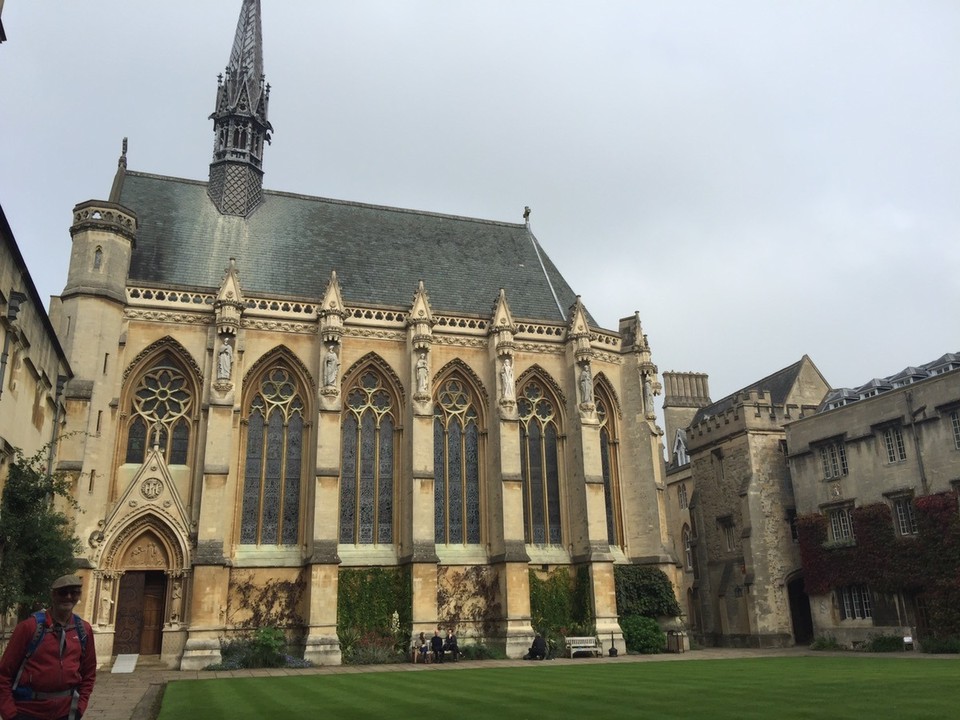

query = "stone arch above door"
[{"left": 102, "top": 513, "right": 186, "bottom": 571}]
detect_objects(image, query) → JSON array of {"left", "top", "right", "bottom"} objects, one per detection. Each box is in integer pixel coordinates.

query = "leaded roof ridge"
[{"left": 122, "top": 170, "right": 529, "bottom": 229}]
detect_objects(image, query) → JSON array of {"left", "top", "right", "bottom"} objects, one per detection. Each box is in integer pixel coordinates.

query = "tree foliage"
[{"left": 0, "top": 445, "right": 80, "bottom": 618}]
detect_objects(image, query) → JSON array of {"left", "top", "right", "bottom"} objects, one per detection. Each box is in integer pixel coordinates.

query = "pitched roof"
[
  {"left": 691, "top": 357, "right": 808, "bottom": 425},
  {"left": 119, "top": 171, "right": 588, "bottom": 324}
]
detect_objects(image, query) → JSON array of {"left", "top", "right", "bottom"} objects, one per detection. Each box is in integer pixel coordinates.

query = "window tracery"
[
  {"left": 518, "top": 379, "right": 562, "bottom": 545},
  {"left": 240, "top": 365, "right": 305, "bottom": 545},
  {"left": 340, "top": 370, "right": 397, "bottom": 545},
  {"left": 434, "top": 376, "right": 483, "bottom": 545},
  {"left": 596, "top": 389, "right": 623, "bottom": 548},
  {"left": 124, "top": 353, "right": 193, "bottom": 465}
]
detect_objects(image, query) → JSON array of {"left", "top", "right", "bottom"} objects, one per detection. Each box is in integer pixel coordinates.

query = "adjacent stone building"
[
  {"left": 0, "top": 202, "right": 72, "bottom": 489},
  {"left": 683, "top": 357, "right": 828, "bottom": 647},
  {"left": 49, "top": 1, "right": 674, "bottom": 668},
  {"left": 661, "top": 371, "right": 711, "bottom": 633},
  {"left": 785, "top": 354, "right": 960, "bottom": 647}
]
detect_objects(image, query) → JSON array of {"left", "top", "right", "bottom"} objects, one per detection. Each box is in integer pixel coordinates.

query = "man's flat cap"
[{"left": 51, "top": 574, "right": 83, "bottom": 590}]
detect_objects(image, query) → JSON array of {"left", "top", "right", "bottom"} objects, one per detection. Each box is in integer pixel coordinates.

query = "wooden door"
[
  {"left": 113, "top": 571, "right": 166, "bottom": 655},
  {"left": 141, "top": 572, "right": 165, "bottom": 655},
  {"left": 113, "top": 572, "right": 145, "bottom": 655}
]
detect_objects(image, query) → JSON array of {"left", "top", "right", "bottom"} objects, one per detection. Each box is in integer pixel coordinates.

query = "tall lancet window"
[
  {"left": 434, "top": 376, "right": 483, "bottom": 545},
  {"left": 240, "top": 365, "right": 305, "bottom": 546},
  {"left": 596, "top": 388, "right": 623, "bottom": 548},
  {"left": 518, "top": 379, "right": 563, "bottom": 545},
  {"left": 124, "top": 353, "right": 193, "bottom": 466},
  {"left": 340, "top": 370, "right": 397, "bottom": 545}
]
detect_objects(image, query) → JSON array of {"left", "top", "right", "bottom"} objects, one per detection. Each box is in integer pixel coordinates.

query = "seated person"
[
  {"left": 416, "top": 632, "right": 429, "bottom": 662},
  {"left": 442, "top": 629, "right": 459, "bottom": 660},
  {"left": 527, "top": 634, "right": 547, "bottom": 660},
  {"left": 431, "top": 629, "right": 445, "bottom": 663}
]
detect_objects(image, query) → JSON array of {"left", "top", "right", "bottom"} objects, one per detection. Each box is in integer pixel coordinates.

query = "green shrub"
[
  {"left": 921, "top": 636, "right": 960, "bottom": 654},
  {"left": 620, "top": 615, "right": 664, "bottom": 654},
  {"left": 341, "top": 630, "right": 406, "bottom": 665},
  {"left": 459, "top": 643, "right": 505, "bottom": 661},
  {"left": 809, "top": 635, "right": 845, "bottom": 651},
  {"left": 206, "top": 627, "right": 307, "bottom": 670},
  {"left": 864, "top": 634, "right": 907, "bottom": 652}
]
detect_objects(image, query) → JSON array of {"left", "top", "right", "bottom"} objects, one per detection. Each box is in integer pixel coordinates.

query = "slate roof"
[
  {"left": 119, "top": 171, "right": 588, "bottom": 324},
  {"left": 819, "top": 352, "right": 960, "bottom": 411},
  {"left": 691, "top": 357, "right": 807, "bottom": 426}
]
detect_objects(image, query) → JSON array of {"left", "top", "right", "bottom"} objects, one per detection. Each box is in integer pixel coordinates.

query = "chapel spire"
[{"left": 207, "top": 0, "right": 273, "bottom": 217}]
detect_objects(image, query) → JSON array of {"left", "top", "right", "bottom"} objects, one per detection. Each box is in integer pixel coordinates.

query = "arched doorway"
[
  {"left": 787, "top": 574, "right": 814, "bottom": 645},
  {"left": 114, "top": 570, "right": 166, "bottom": 655},
  {"left": 107, "top": 528, "right": 177, "bottom": 657}
]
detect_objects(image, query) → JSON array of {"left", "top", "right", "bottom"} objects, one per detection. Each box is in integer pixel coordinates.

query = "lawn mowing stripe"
[{"left": 158, "top": 658, "right": 960, "bottom": 720}]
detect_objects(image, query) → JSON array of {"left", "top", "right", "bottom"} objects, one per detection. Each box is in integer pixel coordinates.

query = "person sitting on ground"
[
  {"left": 527, "top": 634, "right": 547, "bottom": 660},
  {"left": 431, "top": 629, "right": 445, "bottom": 663},
  {"left": 442, "top": 629, "right": 459, "bottom": 661}
]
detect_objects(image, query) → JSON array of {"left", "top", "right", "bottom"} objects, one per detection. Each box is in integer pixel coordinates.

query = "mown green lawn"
[{"left": 157, "top": 657, "right": 958, "bottom": 720}]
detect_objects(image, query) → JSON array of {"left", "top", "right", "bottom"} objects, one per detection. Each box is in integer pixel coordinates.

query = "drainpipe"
[
  {"left": 0, "top": 291, "right": 27, "bottom": 401},
  {"left": 46, "top": 374, "right": 68, "bottom": 483},
  {"left": 905, "top": 391, "right": 928, "bottom": 496}
]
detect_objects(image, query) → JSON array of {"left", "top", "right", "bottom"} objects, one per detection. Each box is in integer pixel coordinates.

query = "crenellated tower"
[{"left": 207, "top": 0, "right": 272, "bottom": 216}]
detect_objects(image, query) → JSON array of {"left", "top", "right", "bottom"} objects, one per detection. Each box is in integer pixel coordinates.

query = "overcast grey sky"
[{"left": 1, "top": 1, "right": 957, "bottom": 403}]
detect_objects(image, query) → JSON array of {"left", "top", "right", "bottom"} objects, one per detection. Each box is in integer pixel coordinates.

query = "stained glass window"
[
  {"left": 596, "top": 392, "right": 622, "bottom": 548},
  {"left": 124, "top": 353, "right": 193, "bottom": 465},
  {"left": 518, "top": 380, "right": 562, "bottom": 545},
  {"left": 434, "top": 377, "right": 483, "bottom": 545},
  {"left": 240, "top": 366, "right": 305, "bottom": 546},
  {"left": 340, "top": 370, "right": 396, "bottom": 545}
]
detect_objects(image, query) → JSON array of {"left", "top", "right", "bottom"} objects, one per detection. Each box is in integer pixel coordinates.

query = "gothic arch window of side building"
[
  {"left": 517, "top": 375, "right": 564, "bottom": 546},
  {"left": 595, "top": 384, "right": 623, "bottom": 548},
  {"left": 434, "top": 373, "right": 485, "bottom": 545},
  {"left": 123, "top": 351, "right": 197, "bottom": 467},
  {"left": 340, "top": 366, "right": 400, "bottom": 545},
  {"left": 239, "top": 362, "right": 308, "bottom": 546}
]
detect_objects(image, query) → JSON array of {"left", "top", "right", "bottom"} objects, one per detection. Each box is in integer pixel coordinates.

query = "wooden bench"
[{"left": 564, "top": 636, "right": 601, "bottom": 658}]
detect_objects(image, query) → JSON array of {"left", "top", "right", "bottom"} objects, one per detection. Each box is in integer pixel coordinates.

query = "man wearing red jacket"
[{"left": 0, "top": 575, "right": 97, "bottom": 720}]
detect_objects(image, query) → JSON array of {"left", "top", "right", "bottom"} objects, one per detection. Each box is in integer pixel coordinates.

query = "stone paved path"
[{"left": 83, "top": 646, "right": 954, "bottom": 720}]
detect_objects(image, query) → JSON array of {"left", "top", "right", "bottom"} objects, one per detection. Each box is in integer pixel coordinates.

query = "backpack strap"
[
  {"left": 12, "top": 612, "right": 48, "bottom": 692},
  {"left": 72, "top": 614, "right": 87, "bottom": 660}
]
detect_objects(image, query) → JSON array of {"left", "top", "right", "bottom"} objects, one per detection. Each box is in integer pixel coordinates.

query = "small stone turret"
[{"left": 62, "top": 201, "right": 136, "bottom": 304}]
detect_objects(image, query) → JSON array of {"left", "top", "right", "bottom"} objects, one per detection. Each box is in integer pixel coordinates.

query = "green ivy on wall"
[
  {"left": 613, "top": 565, "right": 682, "bottom": 619},
  {"left": 337, "top": 566, "right": 412, "bottom": 644},
  {"left": 529, "top": 566, "right": 595, "bottom": 638}
]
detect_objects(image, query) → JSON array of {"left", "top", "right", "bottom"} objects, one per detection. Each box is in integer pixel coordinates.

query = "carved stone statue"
[
  {"left": 500, "top": 357, "right": 515, "bottom": 401},
  {"left": 217, "top": 337, "right": 234, "bottom": 380},
  {"left": 323, "top": 345, "right": 340, "bottom": 387},
  {"left": 579, "top": 364, "right": 593, "bottom": 404},
  {"left": 643, "top": 376, "right": 655, "bottom": 415},
  {"left": 416, "top": 352, "right": 429, "bottom": 394}
]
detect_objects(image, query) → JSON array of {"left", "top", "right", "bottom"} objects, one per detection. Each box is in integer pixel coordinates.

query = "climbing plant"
[
  {"left": 613, "top": 564, "right": 681, "bottom": 619},
  {"left": 797, "top": 491, "right": 960, "bottom": 638}
]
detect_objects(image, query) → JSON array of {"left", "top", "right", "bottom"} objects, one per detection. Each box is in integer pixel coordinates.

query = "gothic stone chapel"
[{"left": 52, "top": 0, "right": 672, "bottom": 668}]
